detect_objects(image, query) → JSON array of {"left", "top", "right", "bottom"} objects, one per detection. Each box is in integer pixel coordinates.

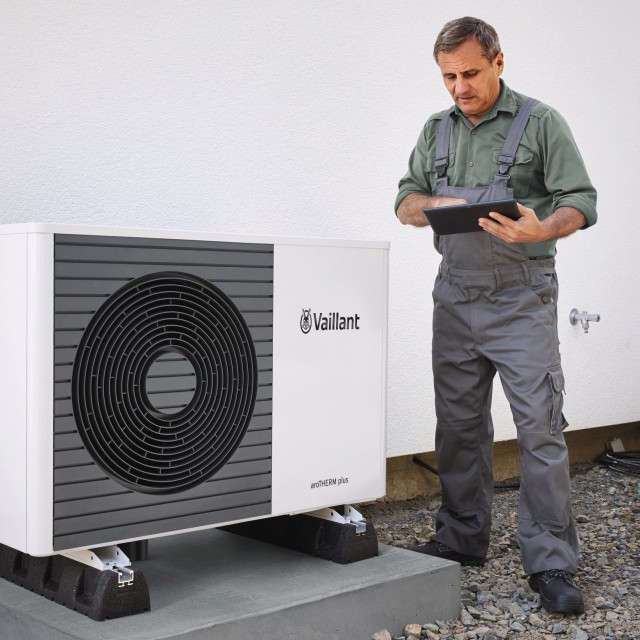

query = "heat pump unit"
[{"left": 0, "top": 224, "right": 388, "bottom": 558}]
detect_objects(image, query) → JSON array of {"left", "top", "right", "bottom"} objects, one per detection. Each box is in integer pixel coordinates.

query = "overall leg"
[
  {"left": 483, "top": 274, "right": 579, "bottom": 575},
  {"left": 432, "top": 275, "right": 496, "bottom": 558}
]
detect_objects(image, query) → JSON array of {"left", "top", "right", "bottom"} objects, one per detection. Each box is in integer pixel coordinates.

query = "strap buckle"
[{"left": 434, "top": 157, "right": 448, "bottom": 177}]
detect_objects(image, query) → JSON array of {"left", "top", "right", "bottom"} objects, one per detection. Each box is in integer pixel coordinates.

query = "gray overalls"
[{"left": 431, "top": 98, "right": 579, "bottom": 575}]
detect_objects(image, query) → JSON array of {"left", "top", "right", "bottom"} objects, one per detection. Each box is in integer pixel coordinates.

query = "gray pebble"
[{"left": 460, "top": 609, "right": 475, "bottom": 626}]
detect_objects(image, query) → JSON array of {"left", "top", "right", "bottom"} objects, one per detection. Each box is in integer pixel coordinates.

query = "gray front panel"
[{"left": 53, "top": 234, "right": 273, "bottom": 551}]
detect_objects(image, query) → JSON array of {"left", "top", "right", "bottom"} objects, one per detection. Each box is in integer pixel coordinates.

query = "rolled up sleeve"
[
  {"left": 538, "top": 109, "right": 598, "bottom": 228},
  {"left": 394, "top": 121, "right": 435, "bottom": 214}
]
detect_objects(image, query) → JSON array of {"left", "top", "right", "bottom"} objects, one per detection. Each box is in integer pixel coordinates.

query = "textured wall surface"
[{"left": 2, "top": 1, "right": 639, "bottom": 456}]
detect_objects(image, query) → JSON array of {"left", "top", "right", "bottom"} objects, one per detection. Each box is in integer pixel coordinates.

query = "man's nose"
[{"left": 455, "top": 77, "right": 468, "bottom": 95}]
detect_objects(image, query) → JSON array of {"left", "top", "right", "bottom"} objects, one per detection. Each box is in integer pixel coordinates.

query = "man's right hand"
[{"left": 397, "top": 193, "right": 467, "bottom": 227}]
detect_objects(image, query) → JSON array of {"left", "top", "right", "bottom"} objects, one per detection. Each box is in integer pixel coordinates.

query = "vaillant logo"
[
  {"left": 299, "top": 308, "right": 361, "bottom": 334},
  {"left": 300, "top": 309, "right": 312, "bottom": 334}
]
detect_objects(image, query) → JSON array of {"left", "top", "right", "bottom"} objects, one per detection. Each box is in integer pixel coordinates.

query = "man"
[{"left": 395, "top": 17, "right": 597, "bottom": 614}]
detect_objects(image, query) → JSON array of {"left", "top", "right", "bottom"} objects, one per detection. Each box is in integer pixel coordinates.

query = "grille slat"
[{"left": 52, "top": 502, "right": 271, "bottom": 551}]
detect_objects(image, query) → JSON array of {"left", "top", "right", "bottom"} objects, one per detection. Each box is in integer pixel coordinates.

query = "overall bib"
[{"left": 431, "top": 99, "right": 579, "bottom": 574}]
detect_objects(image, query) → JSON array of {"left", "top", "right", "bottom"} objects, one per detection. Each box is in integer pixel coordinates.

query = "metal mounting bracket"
[
  {"left": 306, "top": 505, "right": 368, "bottom": 534},
  {"left": 62, "top": 545, "right": 134, "bottom": 586}
]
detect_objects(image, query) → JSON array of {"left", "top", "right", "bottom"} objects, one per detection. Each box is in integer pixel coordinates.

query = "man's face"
[{"left": 437, "top": 37, "right": 504, "bottom": 125}]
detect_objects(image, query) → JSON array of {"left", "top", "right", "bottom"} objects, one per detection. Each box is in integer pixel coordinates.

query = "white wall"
[{"left": 3, "top": 1, "right": 639, "bottom": 457}]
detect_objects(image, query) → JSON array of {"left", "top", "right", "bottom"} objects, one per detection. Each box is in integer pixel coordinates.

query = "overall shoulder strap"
[
  {"left": 497, "top": 98, "right": 539, "bottom": 175},
  {"left": 434, "top": 107, "right": 456, "bottom": 179}
]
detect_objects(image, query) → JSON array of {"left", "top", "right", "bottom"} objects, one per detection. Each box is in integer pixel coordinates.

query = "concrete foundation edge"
[{"left": 181, "top": 563, "right": 460, "bottom": 640}]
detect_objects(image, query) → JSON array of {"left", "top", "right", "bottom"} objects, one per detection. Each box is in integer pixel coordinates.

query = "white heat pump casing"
[{"left": 0, "top": 224, "right": 388, "bottom": 557}]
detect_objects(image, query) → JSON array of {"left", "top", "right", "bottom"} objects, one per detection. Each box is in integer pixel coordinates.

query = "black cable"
[
  {"left": 412, "top": 455, "right": 521, "bottom": 489},
  {"left": 412, "top": 455, "right": 439, "bottom": 477},
  {"left": 494, "top": 480, "right": 521, "bottom": 490},
  {"left": 599, "top": 451, "right": 640, "bottom": 478}
]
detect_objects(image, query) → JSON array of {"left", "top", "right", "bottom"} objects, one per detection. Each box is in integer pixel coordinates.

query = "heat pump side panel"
[
  {"left": 0, "top": 231, "right": 55, "bottom": 556},
  {"left": 271, "top": 243, "right": 388, "bottom": 515},
  {"left": 26, "top": 233, "right": 56, "bottom": 556},
  {"left": 0, "top": 232, "right": 29, "bottom": 552}
]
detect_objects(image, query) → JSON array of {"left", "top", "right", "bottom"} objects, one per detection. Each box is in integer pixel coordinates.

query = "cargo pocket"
[{"left": 547, "top": 365, "right": 569, "bottom": 435}]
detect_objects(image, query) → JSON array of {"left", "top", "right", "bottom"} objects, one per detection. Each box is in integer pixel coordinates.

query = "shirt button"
[
  {"left": 471, "top": 130, "right": 477, "bottom": 135},
  {"left": 468, "top": 161, "right": 474, "bottom": 167}
]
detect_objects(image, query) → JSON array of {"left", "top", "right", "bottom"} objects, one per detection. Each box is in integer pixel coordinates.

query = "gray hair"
[{"left": 433, "top": 17, "right": 501, "bottom": 62}]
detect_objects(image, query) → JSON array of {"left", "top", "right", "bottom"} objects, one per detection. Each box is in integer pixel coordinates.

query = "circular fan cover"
[{"left": 72, "top": 271, "right": 258, "bottom": 494}]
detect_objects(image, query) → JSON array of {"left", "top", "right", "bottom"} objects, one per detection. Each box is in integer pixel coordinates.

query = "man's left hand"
[{"left": 478, "top": 203, "right": 547, "bottom": 244}]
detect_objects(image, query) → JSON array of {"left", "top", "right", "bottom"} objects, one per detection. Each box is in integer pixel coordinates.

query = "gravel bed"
[{"left": 361, "top": 464, "right": 639, "bottom": 640}]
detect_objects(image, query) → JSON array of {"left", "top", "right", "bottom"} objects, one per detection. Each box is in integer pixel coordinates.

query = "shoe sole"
[
  {"left": 457, "top": 557, "right": 486, "bottom": 567},
  {"left": 539, "top": 594, "right": 585, "bottom": 615}
]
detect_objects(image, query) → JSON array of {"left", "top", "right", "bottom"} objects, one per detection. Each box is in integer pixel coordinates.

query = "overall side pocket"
[{"left": 547, "top": 364, "right": 569, "bottom": 435}]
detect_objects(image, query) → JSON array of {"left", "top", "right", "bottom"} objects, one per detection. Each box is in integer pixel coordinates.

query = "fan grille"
[{"left": 72, "top": 271, "right": 258, "bottom": 494}]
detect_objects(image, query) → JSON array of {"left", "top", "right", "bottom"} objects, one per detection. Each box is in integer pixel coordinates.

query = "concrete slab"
[{"left": 0, "top": 528, "right": 460, "bottom": 640}]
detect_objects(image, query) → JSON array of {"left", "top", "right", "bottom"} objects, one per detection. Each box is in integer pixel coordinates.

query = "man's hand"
[
  {"left": 397, "top": 193, "right": 467, "bottom": 227},
  {"left": 478, "top": 203, "right": 586, "bottom": 243},
  {"left": 478, "top": 202, "right": 545, "bottom": 243}
]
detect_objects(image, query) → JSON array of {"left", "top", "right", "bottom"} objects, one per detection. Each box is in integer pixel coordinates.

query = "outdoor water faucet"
[{"left": 569, "top": 308, "right": 601, "bottom": 333}]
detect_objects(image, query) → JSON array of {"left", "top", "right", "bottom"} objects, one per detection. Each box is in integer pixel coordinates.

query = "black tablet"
[{"left": 423, "top": 199, "right": 521, "bottom": 235}]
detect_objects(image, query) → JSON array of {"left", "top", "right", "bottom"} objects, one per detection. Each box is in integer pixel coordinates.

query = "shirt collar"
[{"left": 452, "top": 80, "right": 520, "bottom": 123}]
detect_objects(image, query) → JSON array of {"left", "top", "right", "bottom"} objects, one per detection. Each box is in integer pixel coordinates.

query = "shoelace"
[{"left": 540, "top": 569, "right": 577, "bottom": 586}]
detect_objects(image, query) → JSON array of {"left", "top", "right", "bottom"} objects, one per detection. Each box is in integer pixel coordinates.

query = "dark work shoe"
[
  {"left": 408, "top": 540, "right": 486, "bottom": 566},
  {"left": 529, "top": 570, "right": 585, "bottom": 614}
]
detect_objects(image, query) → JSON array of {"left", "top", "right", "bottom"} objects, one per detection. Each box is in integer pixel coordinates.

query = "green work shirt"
[{"left": 395, "top": 82, "right": 598, "bottom": 258}]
